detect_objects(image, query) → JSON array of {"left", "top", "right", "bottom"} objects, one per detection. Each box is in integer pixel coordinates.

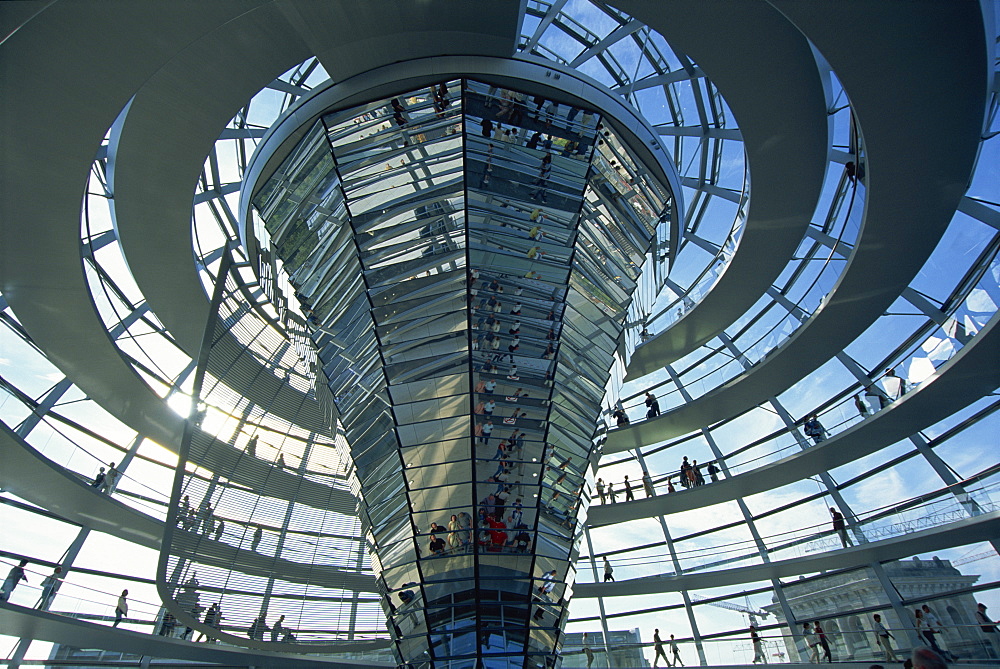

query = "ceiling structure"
[{"left": 1, "top": 1, "right": 998, "bottom": 667}]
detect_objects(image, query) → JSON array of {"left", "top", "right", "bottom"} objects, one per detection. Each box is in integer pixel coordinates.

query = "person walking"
[
  {"left": 271, "top": 614, "right": 285, "bottom": 642},
  {"left": 582, "top": 631, "right": 595, "bottom": 668},
  {"left": 607, "top": 481, "right": 617, "bottom": 503},
  {"left": 596, "top": 478, "right": 606, "bottom": 504},
  {"left": 201, "top": 503, "right": 215, "bottom": 535},
  {"left": 692, "top": 461, "right": 705, "bottom": 486},
  {"left": 251, "top": 526, "right": 263, "bottom": 552},
  {"left": 196, "top": 602, "right": 222, "bottom": 642},
  {"left": 159, "top": 611, "right": 177, "bottom": 637},
  {"left": 884, "top": 367, "right": 906, "bottom": 399},
  {"left": 670, "top": 633, "right": 684, "bottom": 666},
  {"left": 624, "top": 475, "right": 635, "bottom": 501},
  {"left": 183, "top": 506, "right": 198, "bottom": 531},
  {"left": 195, "top": 602, "right": 216, "bottom": 642},
  {"left": 803, "top": 415, "right": 827, "bottom": 444},
  {"left": 814, "top": 621, "right": 831, "bottom": 662},
  {"left": 113, "top": 589, "right": 128, "bottom": 627},
  {"left": 248, "top": 616, "right": 264, "bottom": 640},
  {"left": 645, "top": 392, "right": 660, "bottom": 418},
  {"left": 679, "top": 457, "right": 692, "bottom": 489},
  {"left": 38, "top": 566, "right": 62, "bottom": 609},
  {"left": 1, "top": 559, "right": 29, "bottom": 601},
  {"left": 975, "top": 602, "right": 999, "bottom": 654},
  {"left": 873, "top": 613, "right": 898, "bottom": 661},
  {"left": 214, "top": 519, "right": 225, "bottom": 542},
  {"left": 535, "top": 569, "right": 557, "bottom": 611},
  {"left": 652, "top": 629, "right": 670, "bottom": 668},
  {"left": 447, "top": 514, "right": 463, "bottom": 551},
  {"left": 102, "top": 462, "right": 119, "bottom": 494},
  {"left": 920, "top": 604, "right": 952, "bottom": 660},
  {"left": 751, "top": 624, "right": 767, "bottom": 664},
  {"left": 915, "top": 607, "right": 930, "bottom": 646},
  {"left": 865, "top": 384, "right": 888, "bottom": 412},
  {"left": 178, "top": 495, "right": 191, "bottom": 527},
  {"left": 90, "top": 466, "right": 106, "bottom": 489},
  {"left": 612, "top": 408, "right": 629, "bottom": 427},
  {"left": 830, "top": 507, "right": 850, "bottom": 548},
  {"left": 603, "top": 556, "right": 614, "bottom": 582},
  {"left": 804, "top": 623, "right": 819, "bottom": 662},
  {"left": 642, "top": 471, "right": 655, "bottom": 497}
]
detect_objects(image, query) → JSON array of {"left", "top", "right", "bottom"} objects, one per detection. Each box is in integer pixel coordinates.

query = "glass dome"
[{"left": 0, "top": 2, "right": 997, "bottom": 668}]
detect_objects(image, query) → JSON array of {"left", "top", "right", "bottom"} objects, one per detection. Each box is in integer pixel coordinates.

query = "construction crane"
[
  {"left": 952, "top": 550, "right": 994, "bottom": 566},
  {"left": 691, "top": 594, "right": 771, "bottom": 626}
]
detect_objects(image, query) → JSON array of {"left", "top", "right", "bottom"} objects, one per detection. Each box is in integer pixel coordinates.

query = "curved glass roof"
[{"left": 1, "top": 1, "right": 998, "bottom": 667}]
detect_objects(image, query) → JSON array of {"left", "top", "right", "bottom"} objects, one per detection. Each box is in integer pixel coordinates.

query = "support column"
[
  {"left": 584, "top": 527, "right": 614, "bottom": 668},
  {"left": 9, "top": 526, "right": 92, "bottom": 669},
  {"left": 14, "top": 378, "right": 73, "bottom": 439}
]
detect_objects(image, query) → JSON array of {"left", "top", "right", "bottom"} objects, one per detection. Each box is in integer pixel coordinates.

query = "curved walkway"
[
  {"left": 577, "top": 510, "right": 1000, "bottom": 597},
  {"left": 592, "top": 310, "right": 1000, "bottom": 524},
  {"left": 0, "top": 3, "right": 327, "bottom": 454},
  {"left": 620, "top": 0, "right": 828, "bottom": 378},
  {"left": 110, "top": 5, "right": 521, "bottom": 424},
  {"left": 0, "top": 602, "right": 390, "bottom": 667},
  {"left": 0, "top": 1, "right": 225, "bottom": 463},
  {"left": 187, "top": 430, "right": 358, "bottom": 512},
  {"left": 0, "top": 424, "right": 376, "bottom": 593},
  {"left": 617, "top": 0, "right": 989, "bottom": 436},
  {"left": 107, "top": 3, "right": 330, "bottom": 434},
  {"left": 108, "top": 4, "right": 309, "bottom": 359},
  {"left": 0, "top": 1, "right": 824, "bottom": 457}
]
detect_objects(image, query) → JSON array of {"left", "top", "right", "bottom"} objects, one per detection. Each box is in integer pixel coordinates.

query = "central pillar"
[{"left": 250, "top": 77, "right": 671, "bottom": 667}]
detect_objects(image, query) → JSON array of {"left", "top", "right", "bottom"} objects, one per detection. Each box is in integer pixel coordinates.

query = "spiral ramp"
[{"left": 1, "top": 1, "right": 998, "bottom": 667}]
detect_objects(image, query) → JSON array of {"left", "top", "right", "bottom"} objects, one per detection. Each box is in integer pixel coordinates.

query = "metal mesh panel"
[{"left": 157, "top": 252, "right": 387, "bottom": 653}]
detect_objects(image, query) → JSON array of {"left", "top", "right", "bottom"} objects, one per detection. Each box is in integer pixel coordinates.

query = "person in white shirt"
[
  {"left": 804, "top": 623, "right": 819, "bottom": 663},
  {"left": 873, "top": 613, "right": 898, "bottom": 661},
  {"left": 38, "top": 566, "right": 62, "bottom": 610},
  {"left": 113, "top": 589, "right": 128, "bottom": 627},
  {"left": 102, "top": 462, "right": 119, "bottom": 494},
  {"left": 539, "top": 570, "right": 557, "bottom": 597},
  {"left": 920, "top": 605, "right": 952, "bottom": 660},
  {"left": 670, "top": 633, "right": 684, "bottom": 667},
  {"left": 581, "top": 632, "right": 595, "bottom": 668}
]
